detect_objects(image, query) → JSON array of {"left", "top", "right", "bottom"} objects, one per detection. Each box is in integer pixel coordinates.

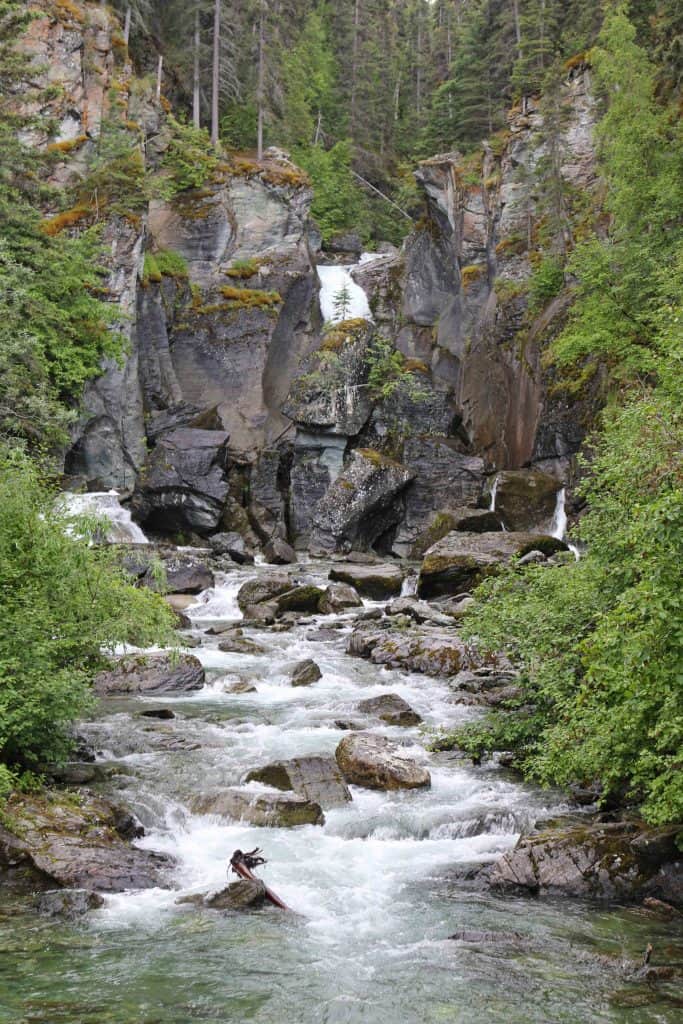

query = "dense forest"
[{"left": 0, "top": 0, "right": 681, "bottom": 830}]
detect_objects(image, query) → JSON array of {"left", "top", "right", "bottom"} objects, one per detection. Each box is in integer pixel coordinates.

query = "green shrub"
[{"left": 528, "top": 255, "right": 565, "bottom": 311}]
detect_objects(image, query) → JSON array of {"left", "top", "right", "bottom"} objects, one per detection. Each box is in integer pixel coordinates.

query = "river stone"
[
  {"left": 227, "top": 679, "right": 257, "bottom": 694},
  {"left": 140, "top": 708, "right": 176, "bottom": 719},
  {"left": 488, "top": 821, "right": 683, "bottom": 904},
  {"left": 348, "top": 628, "right": 465, "bottom": 678},
  {"left": 143, "top": 555, "right": 213, "bottom": 595},
  {"left": 385, "top": 597, "right": 452, "bottom": 626},
  {"left": 418, "top": 531, "right": 567, "bottom": 598},
  {"left": 318, "top": 582, "right": 363, "bottom": 614},
  {"left": 275, "top": 585, "right": 325, "bottom": 614},
  {"left": 218, "top": 636, "right": 266, "bottom": 654},
  {"left": 237, "top": 576, "right": 293, "bottom": 611},
  {"left": 242, "top": 602, "right": 278, "bottom": 624},
  {"left": 245, "top": 756, "right": 352, "bottom": 808},
  {"left": 356, "top": 693, "right": 422, "bottom": 727},
  {"left": 410, "top": 507, "right": 503, "bottom": 558},
  {"left": 165, "top": 593, "right": 196, "bottom": 612},
  {"left": 94, "top": 653, "right": 205, "bottom": 695},
  {"left": 335, "top": 733, "right": 431, "bottom": 790},
  {"left": 209, "top": 532, "right": 255, "bottom": 564},
  {"left": 0, "top": 793, "right": 173, "bottom": 892},
  {"left": 328, "top": 563, "right": 404, "bottom": 599},
  {"left": 205, "top": 880, "right": 267, "bottom": 911},
  {"left": 448, "top": 929, "right": 523, "bottom": 945},
  {"left": 193, "top": 788, "right": 325, "bottom": 827},
  {"left": 290, "top": 659, "right": 322, "bottom": 686},
  {"left": 491, "top": 469, "right": 561, "bottom": 532},
  {"left": 35, "top": 889, "right": 105, "bottom": 919},
  {"left": 264, "top": 537, "right": 297, "bottom": 564}
]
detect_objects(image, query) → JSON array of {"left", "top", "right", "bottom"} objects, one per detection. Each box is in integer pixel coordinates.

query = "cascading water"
[
  {"left": 59, "top": 490, "right": 149, "bottom": 544},
  {"left": 1, "top": 559, "right": 676, "bottom": 1022},
  {"left": 488, "top": 474, "right": 499, "bottom": 512},
  {"left": 550, "top": 487, "right": 581, "bottom": 559},
  {"left": 317, "top": 258, "right": 375, "bottom": 323}
]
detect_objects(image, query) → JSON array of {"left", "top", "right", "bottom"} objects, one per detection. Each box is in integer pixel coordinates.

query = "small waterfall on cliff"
[
  {"left": 488, "top": 474, "right": 499, "bottom": 512},
  {"left": 317, "top": 261, "right": 373, "bottom": 323},
  {"left": 550, "top": 487, "right": 581, "bottom": 559},
  {"left": 400, "top": 574, "right": 418, "bottom": 597},
  {"left": 60, "top": 491, "right": 148, "bottom": 544}
]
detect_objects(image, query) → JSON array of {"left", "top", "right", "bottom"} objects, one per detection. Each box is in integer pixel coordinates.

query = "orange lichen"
[
  {"left": 52, "top": 0, "right": 86, "bottom": 24},
  {"left": 39, "top": 205, "right": 91, "bottom": 236},
  {"left": 220, "top": 285, "right": 281, "bottom": 308},
  {"left": 403, "top": 358, "right": 429, "bottom": 374},
  {"left": 46, "top": 134, "right": 88, "bottom": 155}
]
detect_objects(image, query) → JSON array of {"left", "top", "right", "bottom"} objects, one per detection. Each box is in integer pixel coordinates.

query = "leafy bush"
[
  {"left": 528, "top": 255, "right": 565, "bottom": 311},
  {"left": 0, "top": 448, "right": 174, "bottom": 792},
  {"left": 294, "top": 141, "right": 369, "bottom": 242}
]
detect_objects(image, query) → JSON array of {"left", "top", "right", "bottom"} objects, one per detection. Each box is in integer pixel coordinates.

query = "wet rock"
[
  {"left": 193, "top": 788, "right": 325, "bottom": 827},
  {"left": 319, "top": 582, "right": 362, "bottom": 614},
  {"left": 204, "top": 880, "right": 267, "bottom": 911},
  {"left": 329, "top": 563, "right": 404, "bottom": 599},
  {"left": 35, "top": 889, "right": 105, "bottom": 919},
  {"left": 491, "top": 469, "right": 561, "bottom": 532},
  {"left": 448, "top": 929, "right": 523, "bottom": 944},
  {"left": 274, "top": 585, "right": 325, "bottom": 614},
  {"left": 0, "top": 793, "right": 173, "bottom": 893},
  {"left": 410, "top": 507, "right": 503, "bottom": 559},
  {"left": 418, "top": 530, "right": 567, "bottom": 598},
  {"left": 227, "top": 679, "right": 257, "bottom": 694},
  {"left": 385, "top": 597, "right": 452, "bottom": 627},
  {"left": 334, "top": 719, "right": 363, "bottom": 731},
  {"left": 165, "top": 593, "right": 197, "bottom": 612},
  {"left": 335, "top": 733, "right": 431, "bottom": 790},
  {"left": 143, "top": 553, "right": 213, "bottom": 595},
  {"left": 208, "top": 532, "right": 255, "bottom": 564},
  {"left": 94, "top": 653, "right": 205, "bottom": 695},
  {"left": 306, "top": 626, "right": 344, "bottom": 641},
  {"left": 356, "top": 693, "right": 422, "bottom": 727},
  {"left": 489, "top": 821, "right": 683, "bottom": 904},
  {"left": 237, "top": 576, "right": 293, "bottom": 611},
  {"left": 357, "top": 607, "right": 384, "bottom": 621},
  {"left": 289, "top": 659, "right": 322, "bottom": 687},
  {"left": 139, "top": 708, "right": 176, "bottom": 720},
  {"left": 518, "top": 550, "right": 547, "bottom": 566},
  {"left": 324, "top": 232, "right": 363, "bottom": 256},
  {"left": 310, "top": 449, "right": 415, "bottom": 554},
  {"left": 131, "top": 428, "right": 231, "bottom": 535},
  {"left": 242, "top": 602, "right": 278, "bottom": 625},
  {"left": 348, "top": 628, "right": 466, "bottom": 678},
  {"left": 264, "top": 537, "right": 298, "bottom": 564},
  {"left": 218, "top": 636, "right": 266, "bottom": 655},
  {"left": 245, "top": 756, "right": 351, "bottom": 808},
  {"left": 47, "top": 762, "right": 100, "bottom": 785}
]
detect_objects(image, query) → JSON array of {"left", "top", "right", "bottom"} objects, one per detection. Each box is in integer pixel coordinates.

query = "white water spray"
[
  {"left": 488, "top": 474, "right": 499, "bottom": 512},
  {"left": 317, "top": 260, "right": 373, "bottom": 324},
  {"left": 550, "top": 487, "right": 581, "bottom": 559},
  {"left": 59, "top": 490, "right": 148, "bottom": 544}
]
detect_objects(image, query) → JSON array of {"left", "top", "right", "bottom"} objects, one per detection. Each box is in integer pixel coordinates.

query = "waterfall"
[
  {"left": 400, "top": 574, "right": 418, "bottom": 597},
  {"left": 488, "top": 474, "right": 499, "bottom": 512},
  {"left": 550, "top": 487, "right": 581, "bottom": 560},
  {"left": 60, "top": 491, "right": 148, "bottom": 544},
  {"left": 317, "top": 259, "right": 374, "bottom": 324}
]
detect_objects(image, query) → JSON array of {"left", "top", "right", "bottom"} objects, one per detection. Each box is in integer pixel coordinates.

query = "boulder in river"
[
  {"left": 274, "top": 585, "right": 326, "bottom": 614},
  {"left": 237, "top": 575, "right": 293, "bottom": 611},
  {"left": 289, "top": 659, "right": 322, "bottom": 687},
  {"left": 328, "top": 563, "right": 404, "bottom": 599},
  {"left": 193, "top": 788, "right": 325, "bottom": 827},
  {"left": 385, "top": 597, "right": 452, "bottom": 626},
  {"left": 490, "top": 469, "right": 561, "bottom": 532},
  {"left": 218, "top": 636, "right": 266, "bottom": 655},
  {"left": 318, "top": 582, "right": 362, "bottom": 614},
  {"left": 418, "top": 531, "right": 567, "bottom": 598},
  {"left": 357, "top": 693, "right": 422, "bottom": 727},
  {"left": 0, "top": 793, "right": 173, "bottom": 893},
  {"left": 205, "top": 880, "right": 267, "bottom": 911},
  {"left": 35, "top": 889, "right": 105, "bottom": 919},
  {"left": 143, "top": 553, "right": 214, "bottom": 595},
  {"left": 245, "top": 756, "right": 352, "bottom": 808},
  {"left": 410, "top": 507, "right": 503, "bottom": 559},
  {"left": 348, "top": 627, "right": 466, "bottom": 678},
  {"left": 488, "top": 820, "right": 683, "bottom": 905},
  {"left": 208, "top": 532, "right": 255, "bottom": 564},
  {"left": 335, "top": 733, "right": 431, "bottom": 790},
  {"left": 94, "top": 653, "right": 205, "bottom": 695},
  {"left": 263, "top": 537, "right": 298, "bottom": 564}
]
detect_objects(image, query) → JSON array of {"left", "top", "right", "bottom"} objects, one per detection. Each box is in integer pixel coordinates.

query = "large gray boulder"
[
  {"left": 310, "top": 449, "right": 415, "bottom": 554},
  {"left": 209, "top": 532, "right": 255, "bottom": 564},
  {"left": 204, "top": 880, "right": 267, "bottom": 911},
  {"left": 143, "top": 553, "right": 214, "bottom": 594},
  {"left": 237, "top": 575, "right": 293, "bottom": 611},
  {"left": 245, "top": 756, "right": 352, "bottom": 808},
  {"left": 489, "top": 821, "right": 683, "bottom": 905},
  {"left": 94, "top": 653, "right": 205, "bottom": 695},
  {"left": 335, "top": 733, "right": 431, "bottom": 790},
  {"left": 289, "top": 659, "right": 322, "bottom": 686},
  {"left": 357, "top": 693, "right": 422, "bottom": 727},
  {"left": 193, "top": 788, "right": 325, "bottom": 827},
  {"left": 131, "top": 428, "right": 230, "bottom": 535},
  {"left": 348, "top": 628, "right": 466, "bottom": 678},
  {"left": 418, "top": 530, "right": 567, "bottom": 598},
  {"left": 319, "top": 582, "right": 362, "bottom": 614},
  {"left": 490, "top": 469, "right": 562, "bottom": 532},
  {"left": 328, "top": 563, "right": 404, "bottom": 599},
  {"left": 409, "top": 507, "right": 503, "bottom": 559}
]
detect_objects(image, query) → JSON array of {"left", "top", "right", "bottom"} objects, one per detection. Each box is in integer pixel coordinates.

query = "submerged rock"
[
  {"left": 245, "top": 756, "right": 351, "bottom": 808},
  {"left": 289, "top": 659, "right": 322, "bottom": 687},
  {"left": 357, "top": 693, "right": 422, "bottom": 727},
  {"left": 204, "top": 880, "right": 267, "bottom": 911},
  {"left": 328, "top": 563, "right": 404, "bottom": 599},
  {"left": 489, "top": 820, "right": 683, "bottom": 905},
  {"left": 193, "top": 788, "right": 325, "bottom": 827},
  {"left": 335, "top": 733, "right": 431, "bottom": 790},
  {"left": 35, "top": 889, "right": 105, "bottom": 919},
  {"left": 94, "top": 653, "right": 205, "bottom": 695}
]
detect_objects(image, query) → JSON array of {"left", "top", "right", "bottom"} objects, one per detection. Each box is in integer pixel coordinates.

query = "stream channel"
[{"left": 1, "top": 560, "right": 681, "bottom": 1023}]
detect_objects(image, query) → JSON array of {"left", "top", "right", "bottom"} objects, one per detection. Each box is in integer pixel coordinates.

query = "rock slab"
[{"left": 335, "top": 733, "right": 431, "bottom": 790}]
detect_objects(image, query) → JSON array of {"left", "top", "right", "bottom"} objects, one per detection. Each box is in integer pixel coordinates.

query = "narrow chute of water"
[
  {"left": 317, "top": 258, "right": 374, "bottom": 324},
  {"left": 59, "top": 491, "right": 148, "bottom": 544}
]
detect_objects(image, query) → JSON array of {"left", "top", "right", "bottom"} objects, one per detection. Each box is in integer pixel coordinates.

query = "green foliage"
[
  {"left": 78, "top": 117, "right": 147, "bottom": 216},
  {"left": 143, "top": 249, "right": 188, "bottom": 285},
  {"left": 156, "top": 115, "right": 218, "bottom": 199},
  {"left": 528, "top": 254, "right": 565, "bottom": 310},
  {"left": 332, "top": 282, "right": 352, "bottom": 322},
  {"left": 0, "top": 448, "right": 174, "bottom": 793},
  {"left": 458, "top": 5, "right": 683, "bottom": 826},
  {"left": 294, "top": 141, "right": 369, "bottom": 242},
  {"left": 366, "top": 336, "right": 429, "bottom": 402}
]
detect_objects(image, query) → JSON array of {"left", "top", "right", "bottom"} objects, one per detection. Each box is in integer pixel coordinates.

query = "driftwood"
[{"left": 229, "top": 848, "right": 289, "bottom": 910}]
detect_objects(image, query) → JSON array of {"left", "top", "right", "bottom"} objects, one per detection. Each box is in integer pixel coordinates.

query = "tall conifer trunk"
[
  {"left": 211, "top": 0, "right": 221, "bottom": 146},
  {"left": 257, "top": 0, "right": 266, "bottom": 160}
]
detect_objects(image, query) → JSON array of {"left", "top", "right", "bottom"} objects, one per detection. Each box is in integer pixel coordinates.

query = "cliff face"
[{"left": 18, "top": 3, "right": 600, "bottom": 554}]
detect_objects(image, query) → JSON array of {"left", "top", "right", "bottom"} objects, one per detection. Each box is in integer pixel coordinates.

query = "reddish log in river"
[{"left": 229, "top": 848, "right": 290, "bottom": 910}]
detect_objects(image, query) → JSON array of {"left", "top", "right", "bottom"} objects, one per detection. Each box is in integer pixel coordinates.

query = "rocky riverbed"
[{"left": 1, "top": 557, "right": 682, "bottom": 1024}]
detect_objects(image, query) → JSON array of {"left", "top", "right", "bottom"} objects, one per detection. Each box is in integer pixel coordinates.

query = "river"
[{"left": 0, "top": 561, "right": 681, "bottom": 1023}]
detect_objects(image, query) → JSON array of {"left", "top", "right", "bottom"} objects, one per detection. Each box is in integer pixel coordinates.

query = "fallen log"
[{"left": 229, "top": 848, "right": 289, "bottom": 910}]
